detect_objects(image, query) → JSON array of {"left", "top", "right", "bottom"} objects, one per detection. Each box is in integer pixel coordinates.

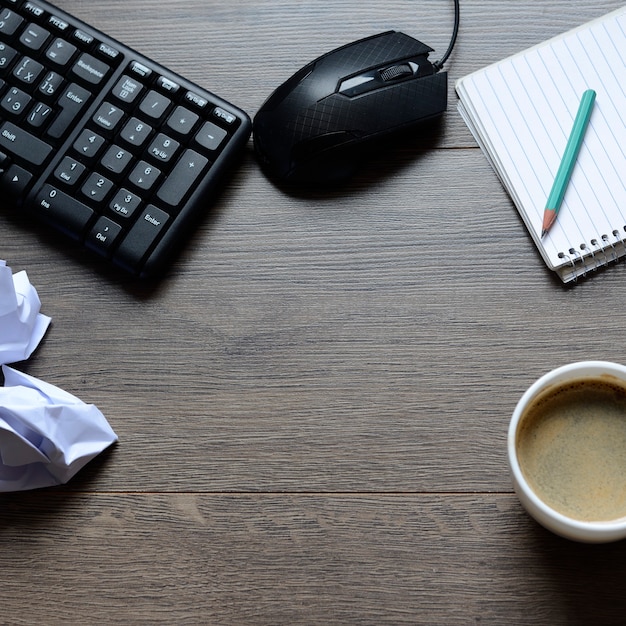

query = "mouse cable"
[{"left": 433, "top": 0, "right": 460, "bottom": 71}]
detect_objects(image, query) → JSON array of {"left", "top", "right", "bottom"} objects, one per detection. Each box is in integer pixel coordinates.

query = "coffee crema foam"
[{"left": 516, "top": 376, "right": 626, "bottom": 522}]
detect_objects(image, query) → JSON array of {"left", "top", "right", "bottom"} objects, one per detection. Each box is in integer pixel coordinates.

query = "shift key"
[{"left": 0, "top": 122, "right": 52, "bottom": 165}]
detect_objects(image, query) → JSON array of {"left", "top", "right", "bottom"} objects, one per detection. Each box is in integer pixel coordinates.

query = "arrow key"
[
  {"left": 73, "top": 129, "right": 105, "bottom": 159},
  {"left": 128, "top": 160, "right": 160, "bottom": 192},
  {"left": 81, "top": 172, "right": 113, "bottom": 203},
  {"left": 1, "top": 164, "right": 33, "bottom": 201}
]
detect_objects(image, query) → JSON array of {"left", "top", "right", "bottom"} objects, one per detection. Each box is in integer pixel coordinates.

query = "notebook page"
[{"left": 456, "top": 7, "right": 626, "bottom": 273}]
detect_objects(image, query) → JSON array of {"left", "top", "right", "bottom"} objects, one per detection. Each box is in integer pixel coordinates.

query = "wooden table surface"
[{"left": 3, "top": 0, "right": 626, "bottom": 623}]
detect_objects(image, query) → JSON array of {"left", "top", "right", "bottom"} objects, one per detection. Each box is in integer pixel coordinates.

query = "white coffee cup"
[{"left": 508, "top": 361, "right": 626, "bottom": 543}]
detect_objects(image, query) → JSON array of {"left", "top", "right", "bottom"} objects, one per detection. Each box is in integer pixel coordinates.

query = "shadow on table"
[
  {"left": 536, "top": 526, "right": 626, "bottom": 622},
  {"left": 0, "top": 445, "right": 118, "bottom": 531}
]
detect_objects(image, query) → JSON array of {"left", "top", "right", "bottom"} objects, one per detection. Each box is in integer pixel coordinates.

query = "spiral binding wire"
[{"left": 558, "top": 229, "right": 626, "bottom": 281}]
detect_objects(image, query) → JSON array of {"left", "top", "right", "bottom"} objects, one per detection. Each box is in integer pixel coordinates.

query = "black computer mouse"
[{"left": 252, "top": 30, "right": 448, "bottom": 185}]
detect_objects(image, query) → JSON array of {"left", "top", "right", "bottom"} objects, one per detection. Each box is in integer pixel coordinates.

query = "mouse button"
[
  {"left": 313, "top": 31, "right": 404, "bottom": 81},
  {"left": 338, "top": 55, "right": 434, "bottom": 98},
  {"left": 258, "top": 65, "right": 315, "bottom": 112},
  {"left": 380, "top": 63, "right": 415, "bottom": 82}
]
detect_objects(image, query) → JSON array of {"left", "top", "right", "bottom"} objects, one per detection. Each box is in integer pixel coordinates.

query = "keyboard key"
[
  {"left": 0, "top": 121, "right": 52, "bottom": 165},
  {"left": 38, "top": 70, "right": 64, "bottom": 98},
  {"left": 72, "top": 52, "right": 109, "bottom": 84},
  {"left": 111, "top": 75, "right": 143, "bottom": 105},
  {"left": 195, "top": 121, "right": 227, "bottom": 152},
  {"left": 46, "top": 83, "right": 91, "bottom": 139},
  {"left": 157, "top": 76, "right": 179, "bottom": 95},
  {"left": 167, "top": 106, "right": 199, "bottom": 136},
  {"left": 157, "top": 149, "right": 208, "bottom": 207},
  {"left": 27, "top": 102, "right": 52, "bottom": 128},
  {"left": 72, "top": 28, "right": 94, "bottom": 48},
  {"left": 47, "top": 15, "right": 71, "bottom": 35},
  {"left": 13, "top": 56, "right": 44, "bottom": 86},
  {"left": 54, "top": 155, "right": 85, "bottom": 185},
  {"left": 214, "top": 106, "right": 238, "bottom": 125},
  {"left": 120, "top": 117, "right": 152, "bottom": 147},
  {"left": 0, "top": 9, "right": 23, "bottom": 37},
  {"left": 34, "top": 185, "right": 94, "bottom": 239},
  {"left": 101, "top": 144, "right": 133, "bottom": 175},
  {"left": 46, "top": 38, "right": 77, "bottom": 66},
  {"left": 129, "top": 160, "right": 160, "bottom": 191},
  {"left": 23, "top": 3, "right": 45, "bottom": 19},
  {"left": 86, "top": 216, "right": 122, "bottom": 255},
  {"left": 185, "top": 91, "right": 209, "bottom": 110},
  {"left": 92, "top": 101, "right": 124, "bottom": 132},
  {"left": 20, "top": 23, "right": 49, "bottom": 51},
  {"left": 128, "top": 61, "right": 152, "bottom": 81},
  {"left": 81, "top": 172, "right": 113, "bottom": 203},
  {"left": 73, "top": 129, "right": 105, "bottom": 158},
  {"left": 148, "top": 133, "right": 179, "bottom": 163},
  {"left": 1, "top": 86, "right": 31, "bottom": 116},
  {"left": 2, "top": 163, "right": 32, "bottom": 199},
  {"left": 109, "top": 188, "right": 141, "bottom": 219},
  {"left": 96, "top": 42, "right": 120, "bottom": 63},
  {"left": 114, "top": 206, "right": 169, "bottom": 270},
  {"left": 0, "top": 42, "right": 17, "bottom": 69},
  {"left": 139, "top": 90, "right": 171, "bottom": 119},
  {"left": 0, "top": 150, "right": 9, "bottom": 170}
]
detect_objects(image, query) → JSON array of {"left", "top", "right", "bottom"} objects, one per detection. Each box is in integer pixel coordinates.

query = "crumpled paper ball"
[
  {"left": 0, "top": 260, "right": 51, "bottom": 365},
  {"left": 0, "top": 366, "right": 118, "bottom": 492},
  {"left": 0, "top": 260, "right": 117, "bottom": 492}
]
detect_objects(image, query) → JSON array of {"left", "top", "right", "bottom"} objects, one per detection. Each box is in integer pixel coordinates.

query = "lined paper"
[{"left": 456, "top": 7, "right": 626, "bottom": 282}]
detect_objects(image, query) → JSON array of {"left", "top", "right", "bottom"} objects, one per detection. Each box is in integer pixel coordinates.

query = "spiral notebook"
[{"left": 455, "top": 6, "right": 626, "bottom": 282}]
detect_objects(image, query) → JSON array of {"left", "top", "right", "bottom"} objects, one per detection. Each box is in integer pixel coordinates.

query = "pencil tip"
[{"left": 541, "top": 229, "right": 548, "bottom": 238}]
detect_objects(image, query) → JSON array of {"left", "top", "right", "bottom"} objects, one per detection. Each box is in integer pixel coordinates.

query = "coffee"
[{"left": 516, "top": 376, "right": 626, "bottom": 522}]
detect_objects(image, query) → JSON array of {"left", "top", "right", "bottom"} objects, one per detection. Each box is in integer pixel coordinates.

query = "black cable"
[{"left": 433, "top": 0, "right": 460, "bottom": 71}]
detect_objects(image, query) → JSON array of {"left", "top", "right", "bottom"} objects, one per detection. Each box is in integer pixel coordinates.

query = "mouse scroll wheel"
[{"left": 380, "top": 62, "right": 417, "bottom": 82}]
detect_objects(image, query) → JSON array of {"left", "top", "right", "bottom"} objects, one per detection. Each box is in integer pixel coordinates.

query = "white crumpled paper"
[
  {"left": 0, "top": 260, "right": 51, "bottom": 364},
  {"left": 0, "top": 260, "right": 117, "bottom": 492},
  {"left": 0, "top": 366, "right": 118, "bottom": 492}
]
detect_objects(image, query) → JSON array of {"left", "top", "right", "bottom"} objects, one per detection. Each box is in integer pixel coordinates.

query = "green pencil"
[{"left": 541, "top": 88, "right": 596, "bottom": 237}]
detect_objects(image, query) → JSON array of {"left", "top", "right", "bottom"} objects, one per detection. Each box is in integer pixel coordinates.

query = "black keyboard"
[{"left": 0, "top": 0, "right": 251, "bottom": 278}]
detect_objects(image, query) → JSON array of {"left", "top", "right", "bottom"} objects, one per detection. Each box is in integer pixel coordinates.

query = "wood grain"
[
  {"left": 2, "top": 0, "right": 626, "bottom": 623},
  {"left": 4, "top": 493, "right": 626, "bottom": 624}
]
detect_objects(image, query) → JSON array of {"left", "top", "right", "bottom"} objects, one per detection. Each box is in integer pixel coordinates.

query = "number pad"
[
  {"left": 128, "top": 160, "right": 160, "bottom": 191},
  {"left": 0, "top": 0, "right": 250, "bottom": 277},
  {"left": 139, "top": 90, "right": 170, "bottom": 119},
  {"left": 109, "top": 188, "right": 141, "bottom": 219},
  {"left": 148, "top": 133, "right": 179, "bottom": 163},
  {"left": 54, "top": 155, "right": 84, "bottom": 185},
  {"left": 73, "top": 129, "right": 105, "bottom": 158},
  {"left": 86, "top": 216, "right": 122, "bottom": 255},
  {"left": 111, "top": 75, "right": 142, "bottom": 105},
  {"left": 81, "top": 172, "right": 113, "bottom": 203},
  {"left": 120, "top": 117, "right": 151, "bottom": 147},
  {"left": 93, "top": 101, "right": 124, "bottom": 132},
  {"left": 100, "top": 144, "right": 132, "bottom": 175},
  {"left": 49, "top": 54, "right": 238, "bottom": 233}
]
